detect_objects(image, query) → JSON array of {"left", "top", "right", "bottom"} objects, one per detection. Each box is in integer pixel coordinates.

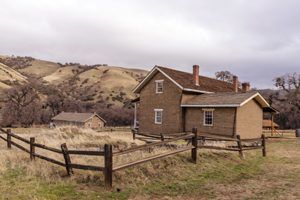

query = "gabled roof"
[
  {"left": 133, "top": 65, "right": 237, "bottom": 93},
  {"left": 52, "top": 112, "right": 106, "bottom": 123},
  {"left": 181, "top": 91, "right": 270, "bottom": 108}
]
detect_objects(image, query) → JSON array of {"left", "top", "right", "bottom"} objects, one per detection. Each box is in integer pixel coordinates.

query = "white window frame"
[
  {"left": 203, "top": 109, "right": 214, "bottom": 126},
  {"left": 154, "top": 109, "right": 163, "bottom": 124},
  {"left": 155, "top": 80, "right": 164, "bottom": 93}
]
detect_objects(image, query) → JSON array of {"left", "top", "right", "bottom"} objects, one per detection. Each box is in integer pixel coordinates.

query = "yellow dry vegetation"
[
  {"left": 43, "top": 65, "right": 81, "bottom": 84},
  {"left": 0, "top": 55, "right": 148, "bottom": 107},
  {"left": 0, "top": 127, "right": 299, "bottom": 199},
  {"left": 0, "top": 63, "right": 27, "bottom": 81},
  {"left": 78, "top": 66, "right": 144, "bottom": 100},
  {"left": 19, "top": 59, "right": 60, "bottom": 78}
]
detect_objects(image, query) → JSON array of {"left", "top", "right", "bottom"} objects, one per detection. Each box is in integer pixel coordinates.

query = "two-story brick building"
[{"left": 132, "top": 65, "right": 274, "bottom": 139}]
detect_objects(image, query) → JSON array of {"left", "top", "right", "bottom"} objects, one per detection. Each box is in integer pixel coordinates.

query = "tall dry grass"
[{"left": 0, "top": 126, "right": 182, "bottom": 185}]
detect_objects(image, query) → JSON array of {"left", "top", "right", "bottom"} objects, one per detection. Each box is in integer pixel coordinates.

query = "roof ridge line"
[{"left": 157, "top": 66, "right": 234, "bottom": 87}]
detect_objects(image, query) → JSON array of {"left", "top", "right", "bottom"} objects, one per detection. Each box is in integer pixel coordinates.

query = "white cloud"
[{"left": 0, "top": 0, "right": 299, "bottom": 88}]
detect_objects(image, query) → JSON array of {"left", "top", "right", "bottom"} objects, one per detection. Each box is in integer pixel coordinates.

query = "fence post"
[
  {"left": 261, "top": 134, "right": 266, "bottom": 157},
  {"left": 30, "top": 137, "right": 35, "bottom": 160},
  {"left": 236, "top": 135, "right": 244, "bottom": 158},
  {"left": 132, "top": 129, "right": 136, "bottom": 140},
  {"left": 61, "top": 143, "right": 73, "bottom": 176},
  {"left": 191, "top": 128, "right": 198, "bottom": 163},
  {"left": 160, "top": 133, "right": 164, "bottom": 141},
  {"left": 104, "top": 144, "right": 113, "bottom": 188},
  {"left": 7, "top": 129, "right": 11, "bottom": 149}
]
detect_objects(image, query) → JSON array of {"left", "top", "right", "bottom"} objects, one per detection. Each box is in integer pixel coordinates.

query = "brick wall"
[
  {"left": 54, "top": 116, "right": 105, "bottom": 129},
  {"left": 236, "top": 99, "right": 263, "bottom": 139},
  {"left": 84, "top": 116, "right": 105, "bottom": 129},
  {"left": 184, "top": 107, "right": 235, "bottom": 137},
  {"left": 138, "top": 72, "right": 183, "bottom": 134}
]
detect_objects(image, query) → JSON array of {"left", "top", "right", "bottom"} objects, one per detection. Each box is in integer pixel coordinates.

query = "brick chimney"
[
  {"left": 242, "top": 82, "right": 250, "bottom": 92},
  {"left": 193, "top": 65, "right": 199, "bottom": 86},
  {"left": 232, "top": 75, "right": 238, "bottom": 92}
]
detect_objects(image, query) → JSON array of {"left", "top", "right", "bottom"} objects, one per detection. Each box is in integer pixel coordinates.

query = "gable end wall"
[
  {"left": 138, "top": 72, "right": 183, "bottom": 134},
  {"left": 236, "top": 99, "right": 263, "bottom": 139}
]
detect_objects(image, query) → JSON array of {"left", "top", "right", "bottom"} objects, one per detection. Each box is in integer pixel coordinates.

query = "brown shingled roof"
[
  {"left": 157, "top": 66, "right": 236, "bottom": 92},
  {"left": 52, "top": 112, "right": 106, "bottom": 123},
  {"left": 181, "top": 91, "right": 269, "bottom": 107}
]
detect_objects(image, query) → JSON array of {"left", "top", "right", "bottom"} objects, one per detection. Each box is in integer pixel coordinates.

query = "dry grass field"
[{"left": 0, "top": 127, "right": 299, "bottom": 200}]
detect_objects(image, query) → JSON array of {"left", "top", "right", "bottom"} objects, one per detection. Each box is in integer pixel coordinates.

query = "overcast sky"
[{"left": 0, "top": 0, "right": 299, "bottom": 88}]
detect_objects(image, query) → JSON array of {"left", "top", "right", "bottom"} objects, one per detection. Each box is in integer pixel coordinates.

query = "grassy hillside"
[
  {"left": 0, "top": 62, "right": 27, "bottom": 92},
  {"left": 20, "top": 59, "right": 61, "bottom": 78},
  {"left": 0, "top": 55, "right": 147, "bottom": 108}
]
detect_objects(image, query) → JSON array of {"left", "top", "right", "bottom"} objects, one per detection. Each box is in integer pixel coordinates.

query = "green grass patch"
[{"left": 0, "top": 140, "right": 299, "bottom": 199}]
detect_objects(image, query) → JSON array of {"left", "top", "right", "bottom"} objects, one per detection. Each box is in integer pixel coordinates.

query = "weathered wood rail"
[
  {"left": 197, "top": 134, "right": 266, "bottom": 158},
  {"left": 0, "top": 127, "right": 268, "bottom": 188},
  {"left": 133, "top": 129, "right": 267, "bottom": 159},
  {"left": 0, "top": 127, "right": 198, "bottom": 188}
]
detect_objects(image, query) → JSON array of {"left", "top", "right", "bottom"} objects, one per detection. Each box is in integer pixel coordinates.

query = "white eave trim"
[
  {"left": 182, "top": 88, "right": 214, "bottom": 94},
  {"left": 132, "top": 66, "right": 183, "bottom": 93},
  {"left": 84, "top": 114, "right": 107, "bottom": 124},
  {"left": 132, "top": 66, "right": 212, "bottom": 94},
  {"left": 156, "top": 67, "right": 183, "bottom": 89},
  {"left": 181, "top": 92, "right": 270, "bottom": 108},
  {"left": 240, "top": 92, "right": 270, "bottom": 108},
  {"left": 132, "top": 67, "right": 159, "bottom": 93}
]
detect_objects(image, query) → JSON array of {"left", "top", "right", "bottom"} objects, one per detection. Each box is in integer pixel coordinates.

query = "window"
[
  {"left": 155, "top": 80, "right": 164, "bottom": 93},
  {"left": 154, "top": 109, "right": 163, "bottom": 124},
  {"left": 203, "top": 109, "right": 214, "bottom": 126}
]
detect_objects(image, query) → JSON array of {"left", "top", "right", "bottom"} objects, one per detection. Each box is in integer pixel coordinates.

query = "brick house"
[
  {"left": 52, "top": 112, "right": 106, "bottom": 129},
  {"left": 132, "top": 65, "right": 275, "bottom": 139}
]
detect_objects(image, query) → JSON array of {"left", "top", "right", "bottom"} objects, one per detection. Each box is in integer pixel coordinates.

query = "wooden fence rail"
[
  {"left": 0, "top": 128, "right": 105, "bottom": 173},
  {"left": 0, "top": 128, "right": 267, "bottom": 188},
  {"left": 0, "top": 127, "right": 198, "bottom": 188},
  {"left": 197, "top": 134, "right": 266, "bottom": 158},
  {"left": 134, "top": 130, "right": 267, "bottom": 159}
]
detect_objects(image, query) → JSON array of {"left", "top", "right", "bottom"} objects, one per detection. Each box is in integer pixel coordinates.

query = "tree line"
[
  {"left": 215, "top": 70, "right": 300, "bottom": 129},
  {"left": 1, "top": 71, "right": 299, "bottom": 129},
  {"left": 0, "top": 80, "right": 134, "bottom": 127}
]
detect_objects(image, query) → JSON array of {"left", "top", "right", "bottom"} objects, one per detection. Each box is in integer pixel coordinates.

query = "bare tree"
[
  {"left": 1, "top": 83, "right": 41, "bottom": 127},
  {"left": 215, "top": 71, "right": 235, "bottom": 82},
  {"left": 272, "top": 73, "right": 300, "bottom": 128}
]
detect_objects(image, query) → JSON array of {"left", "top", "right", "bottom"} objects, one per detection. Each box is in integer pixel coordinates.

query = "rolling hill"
[
  {"left": 0, "top": 55, "right": 147, "bottom": 107},
  {"left": 0, "top": 62, "right": 27, "bottom": 89}
]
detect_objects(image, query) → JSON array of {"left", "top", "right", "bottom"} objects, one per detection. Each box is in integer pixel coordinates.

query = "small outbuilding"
[{"left": 52, "top": 112, "right": 106, "bottom": 129}]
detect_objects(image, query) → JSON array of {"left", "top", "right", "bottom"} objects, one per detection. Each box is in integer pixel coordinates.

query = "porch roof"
[{"left": 181, "top": 91, "right": 270, "bottom": 108}]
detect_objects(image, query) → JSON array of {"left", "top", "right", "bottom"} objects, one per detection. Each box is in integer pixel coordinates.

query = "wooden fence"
[
  {"left": 0, "top": 128, "right": 197, "bottom": 188},
  {"left": 133, "top": 130, "right": 267, "bottom": 158},
  {"left": 0, "top": 127, "right": 268, "bottom": 188},
  {"left": 196, "top": 134, "right": 267, "bottom": 158}
]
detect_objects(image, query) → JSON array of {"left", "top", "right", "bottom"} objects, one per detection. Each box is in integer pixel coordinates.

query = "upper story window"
[
  {"left": 154, "top": 109, "right": 163, "bottom": 124},
  {"left": 155, "top": 80, "right": 164, "bottom": 93},
  {"left": 203, "top": 109, "right": 214, "bottom": 126}
]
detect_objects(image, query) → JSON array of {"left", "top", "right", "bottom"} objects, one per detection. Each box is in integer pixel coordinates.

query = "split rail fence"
[
  {"left": 133, "top": 130, "right": 267, "bottom": 158},
  {"left": 0, "top": 128, "right": 198, "bottom": 188},
  {"left": 0, "top": 127, "right": 267, "bottom": 188}
]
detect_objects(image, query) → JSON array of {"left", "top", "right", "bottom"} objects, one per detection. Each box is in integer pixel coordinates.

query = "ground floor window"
[
  {"left": 203, "top": 109, "right": 214, "bottom": 126},
  {"left": 154, "top": 109, "right": 163, "bottom": 124}
]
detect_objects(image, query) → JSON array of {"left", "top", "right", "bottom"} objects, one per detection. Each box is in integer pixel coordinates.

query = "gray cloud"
[{"left": 0, "top": 0, "right": 299, "bottom": 88}]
